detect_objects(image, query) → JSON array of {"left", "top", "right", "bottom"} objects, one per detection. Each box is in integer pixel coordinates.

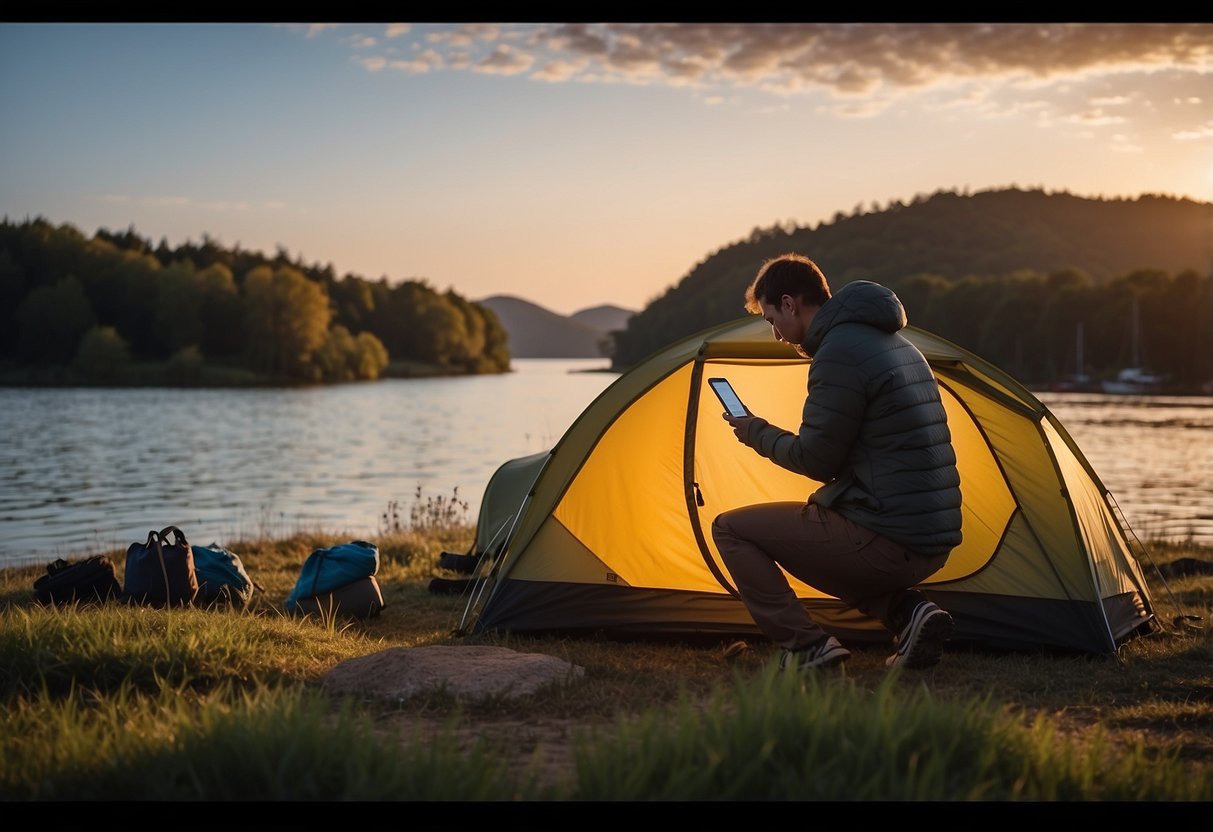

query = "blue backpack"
[
  {"left": 192, "top": 543, "right": 257, "bottom": 610},
  {"left": 285, "top": 540, "right": 380, "bottom": 614}
]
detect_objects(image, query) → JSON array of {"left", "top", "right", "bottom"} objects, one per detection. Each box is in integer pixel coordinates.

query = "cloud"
[
  {"left": 530, "top": 58, "right": 588, "bottom": 82},
  {"left": 473, "top": 44, "right": 534, "bottom": 76},
  {"left": 389, "top": 52, "right": 444, "bottom": 73},
  {"left": 1070, "top": 108, "right": 1128, "bottom": 126},
  {"left": 304, "top": 24, "right": 340, "bottom": 39},
  {"left": 427, "top": 23, "right": 505, "bottom": 48},
  {"left": 1173, "top": 121, "right": 1213, "bottom": 139},
  {"left": 199, "top": 200, "right": 253, "bottom": 212},
  {"left": 342, "top": 22, "right": 1212, "bottom": 98},
  {"left": 1110, "top": 134, "right": 1144, "bottom": 153},
  {"left": 143, "top": 196, "right": 192, "bottom": 207}
]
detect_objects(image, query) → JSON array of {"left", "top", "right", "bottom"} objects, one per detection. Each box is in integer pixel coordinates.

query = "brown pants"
[{"left": 711, "top": 502, "right": 948, "bottom": 651}]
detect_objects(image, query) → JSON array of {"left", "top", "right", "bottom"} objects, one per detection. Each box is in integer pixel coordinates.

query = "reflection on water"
[
  {"left": 1036, "top": 393, "right": 1213, "bottom": 547},
  {"left": 1, "top": 369, "right": 1210, "bottom": 569}
]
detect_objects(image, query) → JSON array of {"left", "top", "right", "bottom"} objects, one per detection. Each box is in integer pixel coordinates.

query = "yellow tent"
[{"left": 453, "top": 316, "right": 1155, "bottom": 656}]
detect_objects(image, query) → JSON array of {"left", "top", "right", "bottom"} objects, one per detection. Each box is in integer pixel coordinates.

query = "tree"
[
  {"left": 166, "top": 345, "right": 204, "bottom": 385},
  {"left": 314, "top": 325, "right": 389, "bottom": 381},
  {"left": 72, "top": 325, "right": 131, "bottom": 383},
  {"left": 1040, "top": 273, "right": 1101, "bottom": 382},
  {"left": 977, "top": 273, "right": 1048, "bottom": 380},
  {"left": 408, "top": 292, "right": 468, "bottom": 367},
  {"left": 476, "top": 304, "right": 511, "bottom": 372},
  {"left": 193, "top": 263, "right": 244, "bottom": 358},
  {"left": 241, "top": 265, "right": 331, "bottom": 378},
  {"left": 894, "top": 273, "right": 951, "bottom": 326},
  {"left": 153, "top": 261, "right": 204, "bottom": 356},
  {"left": 352, "top": 331, "right": 389, "bottom": 379},
  {"left": 16, "top": 275, "right": 95, "bottom": 364},
  {"left": 1154, "top": 269, "right": 1210, "bottom": 386},
  {"left": 92, "top": 250, "right": 166, "bottom": 360},
  {"left": 330, "top": 274, "right": 376, "bottom": 334},
  {"left": 0, "top": 250, "right": 27, "bottom": 358},
  {"left": 95, "top": 224, "right": 150, "bottom": 254}
]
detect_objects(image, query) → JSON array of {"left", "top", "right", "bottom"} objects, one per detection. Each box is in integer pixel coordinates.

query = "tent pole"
[
  {"left": 1036, "top": 411, "right": 1124, "bottom": 660},
  {"left": 456, "top": 450, "right": 555, "bottom": 634}
]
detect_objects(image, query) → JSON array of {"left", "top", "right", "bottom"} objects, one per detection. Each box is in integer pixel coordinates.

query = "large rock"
[{"left": 322, "top": 645, "right": 585, "bottom": 701}]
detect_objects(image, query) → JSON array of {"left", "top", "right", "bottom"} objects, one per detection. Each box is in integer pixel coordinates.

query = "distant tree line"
[
  {"left": 609, "top": 188, "right": 1213, "bottom": 390},
  {"left": 0, "top": 218, "right": 510, "bottom": 385}
]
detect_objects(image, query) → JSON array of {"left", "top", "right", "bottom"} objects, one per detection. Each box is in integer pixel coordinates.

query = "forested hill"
[
  {"left": 0, "top": 218, "right": 511, "bottom": 386},
  {"left": 609, "top": 188, "right": 1213, "bottom": 391}
]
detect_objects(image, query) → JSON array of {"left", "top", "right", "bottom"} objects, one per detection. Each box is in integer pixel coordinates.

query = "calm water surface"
[
  {"left": 1035, "top": 392, "right": 1213, "bottom": 546},
  {"left": 0, "top": 359, "right": 616, "bottom": 568},
  {"left": 1, "top": 363, "right": 1210, "bottom": 568}
]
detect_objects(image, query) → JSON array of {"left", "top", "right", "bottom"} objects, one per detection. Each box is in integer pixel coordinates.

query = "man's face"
[
  {"left": 761, "top": 295, "right": 805, "bottom": 346},
  {"left": 761, "top": 295, "right": 814, "bottom": 358}
]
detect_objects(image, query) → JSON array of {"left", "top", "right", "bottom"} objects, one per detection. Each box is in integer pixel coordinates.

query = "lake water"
[
  {"left": 1, "top": 361, "right": 1210, "bottom": 569},
  {"left": 1034, "top": 392, "right": 1213, "bottom": 547}
]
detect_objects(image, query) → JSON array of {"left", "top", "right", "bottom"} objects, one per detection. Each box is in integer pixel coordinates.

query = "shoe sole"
[
  {"left": 801, "top": 648, "right": 850, "bottom": 669},
  {"left": 781, "top": 644, "right": 851, "bottom": 671},
  {"left": 888, "top": 609, "right": 953, "bottom": 669}
]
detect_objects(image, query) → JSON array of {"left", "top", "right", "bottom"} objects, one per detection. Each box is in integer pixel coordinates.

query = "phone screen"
[{"left": 708, "top": 378, "right": 748, "bottom": 418}]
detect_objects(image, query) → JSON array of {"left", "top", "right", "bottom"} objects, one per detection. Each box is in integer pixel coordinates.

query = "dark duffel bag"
[
  {"left": 290, "top": 575, "right": 385, "bottom": 621},
  {"left": 123, "top": 526, "right": 199, "bottom": 608},
  {"left": 33, "top": 555, "right": 122, "bottom": 606}
]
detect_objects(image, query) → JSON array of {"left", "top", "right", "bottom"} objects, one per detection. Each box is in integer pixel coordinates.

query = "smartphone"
[{"left": 708, "top": 377, "right": 749, "bottom": 418}]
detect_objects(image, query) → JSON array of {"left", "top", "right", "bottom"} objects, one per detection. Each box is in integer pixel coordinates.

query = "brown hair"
[{"left": 744, "top": 253, "right": 831, "bottom": 314}]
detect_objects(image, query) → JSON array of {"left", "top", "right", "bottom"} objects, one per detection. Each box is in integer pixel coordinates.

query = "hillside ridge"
[{"left": 477, "top": 295, "right": 636, "bottom": 359}]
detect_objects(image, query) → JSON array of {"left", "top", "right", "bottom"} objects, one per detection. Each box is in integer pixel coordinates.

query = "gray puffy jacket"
[{"left": 745, "top": 280, "right": 963, "bottom": 556}]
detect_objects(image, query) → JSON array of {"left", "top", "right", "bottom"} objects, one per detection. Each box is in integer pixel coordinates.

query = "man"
[{"left": 711, "top": 253, "right": 963, "bottom": 671}]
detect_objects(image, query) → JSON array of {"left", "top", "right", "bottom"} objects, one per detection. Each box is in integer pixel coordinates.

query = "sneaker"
[
  {"left": 779, "top": 635, "right": 850, "bottom": 671},
  {"left": 886, "top": 601, "right": 953, "bottom": 669}
]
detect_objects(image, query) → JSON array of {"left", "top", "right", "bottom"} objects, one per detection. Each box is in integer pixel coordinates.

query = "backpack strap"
[
  {"left": 159, "top": 526, "right": 189, "bottom": 549},
  {"left": 145, "top": 529, "right": 173, "bottom": 605}
]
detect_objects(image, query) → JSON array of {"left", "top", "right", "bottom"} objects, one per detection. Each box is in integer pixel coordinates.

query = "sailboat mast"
[
  {"left": 1131, "top": 295, "right": 1140, "bottom": 368},
  {"left": 1076, "top": 321, "right": 1084, "bottom": 375}
]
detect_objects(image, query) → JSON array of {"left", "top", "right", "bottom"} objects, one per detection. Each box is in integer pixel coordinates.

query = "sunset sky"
[{"left": 2, "top": 22, "right": 1210, "bottom": 315}]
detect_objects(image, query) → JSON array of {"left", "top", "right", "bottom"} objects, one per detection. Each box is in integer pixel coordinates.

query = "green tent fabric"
[{"left": 455, "top": 315, "right": 1156, "bottom": 657}]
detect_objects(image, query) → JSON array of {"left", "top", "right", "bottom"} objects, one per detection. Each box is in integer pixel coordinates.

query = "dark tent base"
[
  {"left": 928, "top": 588, "right": 1154, "bottom": 655},
  {"left": 469, "top": 580, "right": 1154, "bottom": 657}
]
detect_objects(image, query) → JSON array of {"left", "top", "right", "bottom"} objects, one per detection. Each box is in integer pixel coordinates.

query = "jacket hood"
[{"left": 802, "top": 280, "right": 907, "bottom": 355}]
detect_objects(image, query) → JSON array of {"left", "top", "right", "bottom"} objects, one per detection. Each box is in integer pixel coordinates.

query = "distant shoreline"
[{"left": 0, "top": 359, "right": 504, "bottom": 389}]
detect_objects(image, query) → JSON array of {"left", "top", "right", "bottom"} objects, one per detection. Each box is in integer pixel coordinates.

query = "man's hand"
[{"left": 723, "top": 412, "right": 758, "bottom": 444}]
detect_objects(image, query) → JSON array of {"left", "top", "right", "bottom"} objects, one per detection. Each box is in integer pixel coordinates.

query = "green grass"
[{"left": 1, "top": 516, "right": 1211, "bottom": 802}]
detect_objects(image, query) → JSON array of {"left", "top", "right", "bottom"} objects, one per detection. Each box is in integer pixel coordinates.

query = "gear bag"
[
  {"left": 123, "top": 526, "right": 199, "bottom": 608},
  {"left": 33, "top": 555, "right": 122, "bottom": 607},
  {"left": 285, "top": 540, "right": 384, "bottom": 620},
  {"left": 193, "top": 542, "right": 259, "bottom": 610}
]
